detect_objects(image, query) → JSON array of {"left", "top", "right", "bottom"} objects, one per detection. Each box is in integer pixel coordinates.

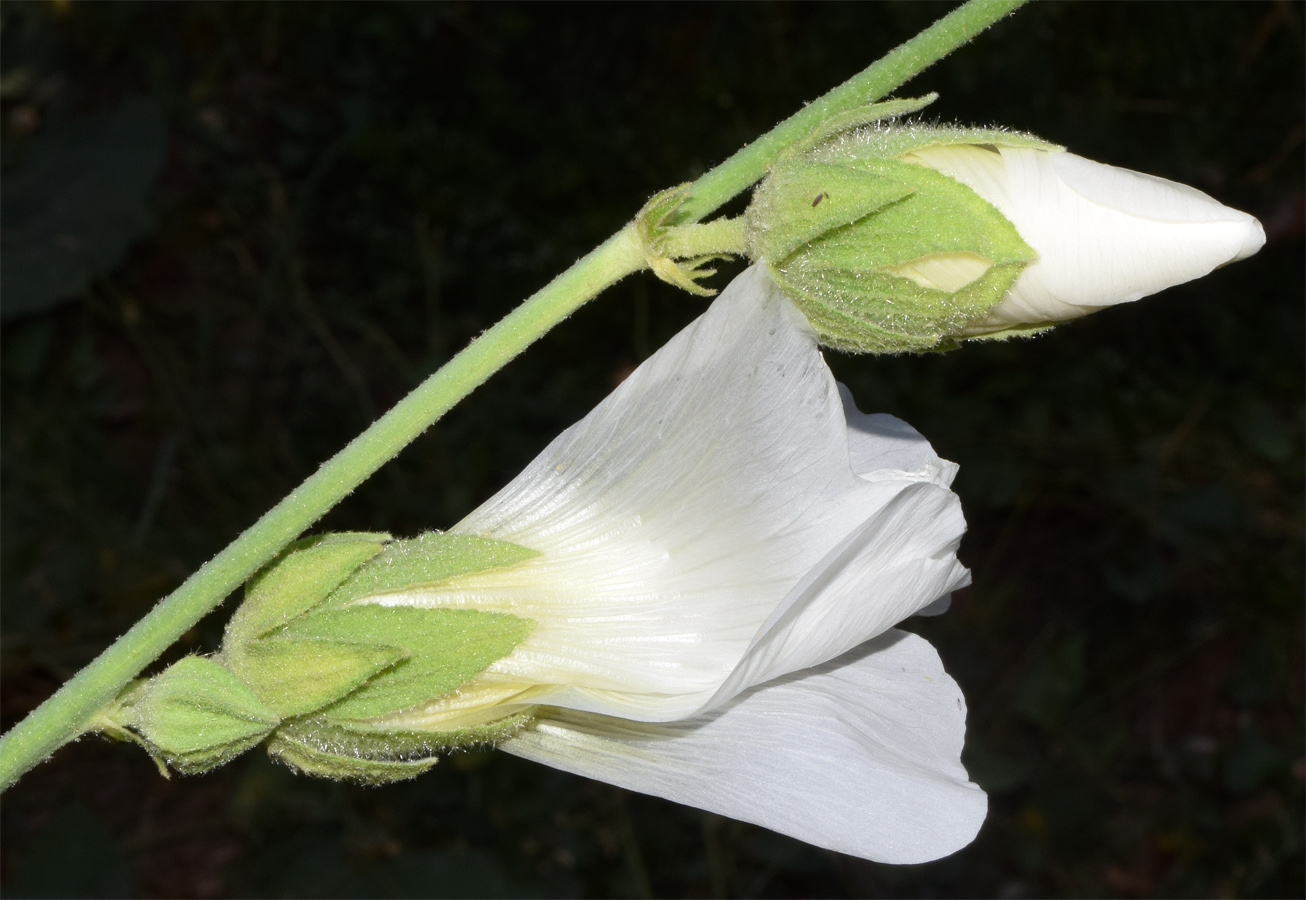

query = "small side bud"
[
  {"left": 748, "top": 107, "right": 1264, "bottom": 352},
  {"left": 746, "top": 117, "right": 1052, "bottom": 353},
  {"left": 635, "top": 184, "right": 734, "bottom": 297}
]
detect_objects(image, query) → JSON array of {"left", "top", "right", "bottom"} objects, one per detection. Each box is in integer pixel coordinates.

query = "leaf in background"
[{"left": 1, "top": 97, "right": 165, "bottom": 318}]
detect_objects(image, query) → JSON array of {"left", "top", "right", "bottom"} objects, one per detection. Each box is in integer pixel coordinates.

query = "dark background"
[{"left": 1, "top": 2, "right": 1302, "bottom": 897}]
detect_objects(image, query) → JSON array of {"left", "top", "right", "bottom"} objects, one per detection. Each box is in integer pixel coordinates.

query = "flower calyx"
[
  {"left": 745, "top": 94, "right": 1058, "bottom": 354},
  {"left": 99, "top": 531, "right": 540, "bottom": 783}
]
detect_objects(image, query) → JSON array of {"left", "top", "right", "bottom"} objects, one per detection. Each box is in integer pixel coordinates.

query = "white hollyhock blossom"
[
  {"left": 899, "top": 144, "right": 1266, "bottom": 335},
  {"left": 365, "top": 264, "right": 982, "bottom": 864}
]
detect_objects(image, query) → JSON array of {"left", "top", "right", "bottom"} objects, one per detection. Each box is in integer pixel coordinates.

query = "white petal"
[
  {"left": 887, "top": 252, "right": 993, "bottom": 295},
  {"left": 838, "top": 383, "right": 958, "bottom": 488},
  {"left": 996, "top": 148, "right": 1264, "bottom": 321},
  {"left": 502, "top": 629, "right": 987, "bottom": 864},
  {"left": 916, "top": 592, "right": 952, "bottom": 617},
  {"left": 706, "top": 481, "right": 969, "bottom": 708},
  {"left": 369, "top": 265, "right": 957, "bottom": 722},
  {"left": 908, "top": 145, "right": 1266, "bottom": 329},
  {"left": 903, "top": 144, "right": 1012, "bottom": 213}
]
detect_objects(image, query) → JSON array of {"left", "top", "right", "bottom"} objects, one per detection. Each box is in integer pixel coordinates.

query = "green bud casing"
[
  {"left": 231, "top": 636, "right": 406, "bottom": 717},
  {"left": 265, "top": 731, "right": 439, "bottom": 784},
  {"left": 98, "top": 531, "right": 542, "bottom": 781},
  {"left": 282, "top": 606, "right": 534, "bottom": 720},
  {"left": 746, "top": 108, "right": 1058, "bottom": 353},
  {"left": 265, "top": 707, "right": 534, "bottom": 785},
  {"left": 224, "top": 532, "right": 391, "bottom": 646},
  {"left": 110, "top": 656, "right": 279, "bottom": 774}
]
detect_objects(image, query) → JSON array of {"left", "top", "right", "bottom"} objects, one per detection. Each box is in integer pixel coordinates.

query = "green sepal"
[
  {"left": 775, "top": 261, "right": 1025, "bottom": 354},
  {"left": 282, "top": 606, "right": 535, "bottom": 720},
  {"left": 791, "top": 94, "right": 939, "bottom": 156},
  {"left": 775, "top": 267, "right": 955, "bottom": 354},
  {"left": 213, "top": 532, "right": 536, "bottom": 725},
  {"left": 324, "top": 532, "right": 539, "bottom": 609},
  {"left": 951, "top": 262, "right": 1029, "bottom": 324},
  {"left": 811, "top": 123, "right": 1061, "bottom": 165},
  {"left": 114, "top": 656, "right": 280, "bottom": 774},
  {"left": 266, "top": 730, "right": 437, "bottom": 785},
  {"left": 275, "top": 708, "right": 535, "bottom": 765},
  {"left": 746, "top": 162, "right": 916, "bottom": 265},
  {"left": 226, "top": 532, "right": 390, "bottom": 646},
  {"left": 755, "top": 154, "right": 1034, "bottom": 354},
  {"left": 793, "top": 158, "right": 1035, "bottom": 271},
  {"left": 961, "top": 320, "right": 1057, "bottom": 342},
  {"left": 230, "top": 637, "right": 406, "bottom": 717}
]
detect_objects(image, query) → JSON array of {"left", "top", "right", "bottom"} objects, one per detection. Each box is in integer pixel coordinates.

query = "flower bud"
[{"left": 746, "top": 116, "right": 1264, "bottom": 352}]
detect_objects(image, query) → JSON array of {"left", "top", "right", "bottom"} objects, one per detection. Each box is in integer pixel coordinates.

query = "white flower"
[
  {"left": 365, "top": 264, "right": 981, "bottom": 863},
  {"left": 899, "top": 144, "right": 1266, "bottom": 334}
]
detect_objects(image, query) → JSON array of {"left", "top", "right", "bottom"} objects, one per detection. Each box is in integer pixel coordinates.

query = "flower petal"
[
  {"left": 838, "top": 383, "right": 958, "bottom": 487},
  {"left": 907, "top": 145, "right": 1265, "bottom": 329},
  {"left": 997, "top": 148, "right": 1265, "bottom": 320},
  {"left": 916, "top": 592, "right": 952, "bottom": 617},
  {"left": 502, "top": 629, "right": 987, "bottom": 864},
  {"left": 370, "top": 266, "right": 958, "bottom": 722},
  {"left": 706, "top": 481, "right": 969, "bottom": 708},
  {"left": 836, "top": 384, "right": 963, "bottom": 623}
]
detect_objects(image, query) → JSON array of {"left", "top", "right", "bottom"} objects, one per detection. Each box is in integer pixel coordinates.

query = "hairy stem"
[
  {"left": 671, "top": 0, "right": 1029, "bottom": 225},
  {"left": 659, "top": 217, "right": 750, "bottom": 260}
]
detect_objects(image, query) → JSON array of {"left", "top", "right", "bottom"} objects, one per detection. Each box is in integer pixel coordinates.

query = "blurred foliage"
[
  {"left": 1, "top": 96, "right": 166, "bottom": 318},
  {"left": 1, "top": 2, "right": 1302, "bottom": 898}
]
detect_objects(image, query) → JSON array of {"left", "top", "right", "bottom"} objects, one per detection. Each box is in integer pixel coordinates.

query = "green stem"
[
  {"left": 671, "top": 0, "right": 1030, "bottom": 225},
  {"left": 0, "top": 0, "right": 1028, "bottom": 792},
  {"left": 659, "top": 217, "right": 749, "bottom": 260}
]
